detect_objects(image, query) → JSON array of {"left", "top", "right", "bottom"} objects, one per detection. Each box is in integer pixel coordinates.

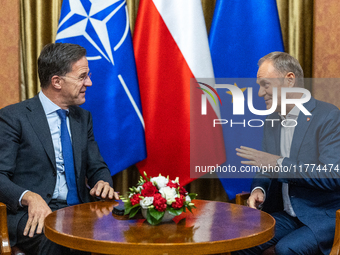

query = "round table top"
[{"left": 44, "top": 200, "right": 275, "bottom": 254}]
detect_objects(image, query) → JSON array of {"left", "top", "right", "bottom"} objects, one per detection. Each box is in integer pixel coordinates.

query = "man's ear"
[
  {"left": 285, "top": 72, "right": 296, "bottom": 87},
  {"left": 51, "top": 75, "right": 62, "bottom": 90}
]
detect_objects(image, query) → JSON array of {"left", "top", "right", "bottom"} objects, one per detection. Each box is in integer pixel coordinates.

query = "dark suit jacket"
[
  {"left": 252, "top": 97, "right": 340, "bottom": 254},
  {"left": 0, "top": 95, "right": 113, "bottom": 246}
]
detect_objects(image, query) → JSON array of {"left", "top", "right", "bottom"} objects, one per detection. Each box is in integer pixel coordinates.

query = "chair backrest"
[
  {"left": 330, "top": 209, "right": 340, "bottom": 255},
  {"left": 0, "top": 202, "right": 11, "bottom": 255},
  {"left": 235, "top": 192, "right": 250, "bottom": 206}
]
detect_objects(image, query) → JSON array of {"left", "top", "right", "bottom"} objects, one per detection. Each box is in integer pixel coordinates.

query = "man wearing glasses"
[
  {"left": 234, "top": 52, "right": 340, "bottom": 255},
  {"left": 0, "top": 43, "right": 119, "bottom": 255}
]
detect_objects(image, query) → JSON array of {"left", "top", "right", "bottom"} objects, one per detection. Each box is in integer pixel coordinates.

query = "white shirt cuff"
[
  {"left": 19, "top": 190, "right": 29, "bottom": 207},
  {"left": 277, "top": 157, "right": 284, "bottom": 166},
  {"left": 251, "top": 187, "right": 266, "bottom": 209},
  {"left": 251, "top": 186, "right": 266, "bottom": 199}
]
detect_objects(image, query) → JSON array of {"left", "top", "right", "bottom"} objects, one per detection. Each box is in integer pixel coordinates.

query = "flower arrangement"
[{"left": 121, "top": 172, "right": 197, "bottom": 225}]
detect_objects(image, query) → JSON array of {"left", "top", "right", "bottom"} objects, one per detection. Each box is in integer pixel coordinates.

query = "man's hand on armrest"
[
  {"left": 248, "top": 188, "right": 265, "bottom": 210},
  {"left": 21, "top": 191, "right": 52, "bottom": 237}
]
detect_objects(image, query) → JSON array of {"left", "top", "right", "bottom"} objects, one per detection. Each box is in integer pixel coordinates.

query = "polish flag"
[{"left": 133, "top": 0, "right": 226, "bottom": 185}]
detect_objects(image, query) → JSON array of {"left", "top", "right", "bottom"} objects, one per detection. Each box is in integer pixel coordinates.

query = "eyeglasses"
[{"left": 60, "top": 72, "right": 92, "bottom": 83}]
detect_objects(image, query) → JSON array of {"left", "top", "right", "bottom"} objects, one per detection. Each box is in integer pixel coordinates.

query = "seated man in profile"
[
  {"left": 0, "top": 43, "right": 119, "bottom": 255},
  {"left": 234, "top": 52, "right": 340, "bottom": 255}
]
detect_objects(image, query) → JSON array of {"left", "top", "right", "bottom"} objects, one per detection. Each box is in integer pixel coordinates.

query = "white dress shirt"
[
  {"left": 252, "top": 105, "right": 301, "bottom": 217},
  {"left": 19, "top": 91, "right": 70, "bottom": 205},
  {"left": 279, "top": 105, "right": 300, "bottom": 217}
]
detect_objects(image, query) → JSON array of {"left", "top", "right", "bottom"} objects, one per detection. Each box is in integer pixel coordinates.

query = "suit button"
[
  {"left": 47, "top": 194, "right": 52, "bottom": 198},
  {"left": 53, "top": 171, "right": 56, "bottom": 176}
]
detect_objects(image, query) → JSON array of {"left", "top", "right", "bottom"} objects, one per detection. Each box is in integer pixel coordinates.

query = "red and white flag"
[{"left": 134, "top": 0, "right": 226, "bottom": 185}]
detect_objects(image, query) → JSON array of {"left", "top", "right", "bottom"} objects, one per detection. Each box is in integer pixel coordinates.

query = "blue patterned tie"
[{"left": 57, "top": 109, "right": 80, "bottom": 205}]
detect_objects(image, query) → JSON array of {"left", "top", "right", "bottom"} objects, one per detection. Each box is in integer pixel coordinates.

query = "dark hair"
[
  {"left": 258, "top": 52, "right": 304, "bottom": 87},
  {"left": 38, "top": 43, "right": 87, "bottom": 88}
]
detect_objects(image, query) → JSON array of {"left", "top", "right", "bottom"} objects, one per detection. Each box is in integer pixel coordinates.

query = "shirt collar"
[
  {"left": 287, "top": 105, "right": 300, "bottom": 119},
  {"left": 279, "top": 93, "right": 306, "bottom": 120},
  {"left": 39, "top": 91, "right": 68, "bottom": 115}
]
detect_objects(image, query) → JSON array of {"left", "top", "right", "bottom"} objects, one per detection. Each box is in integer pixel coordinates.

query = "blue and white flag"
[
  {"left": 56, "top": 0, "right": 146, "bottom": 175},
  {"left": 209, "top": 0, "right": 284, "bottom": 199}
]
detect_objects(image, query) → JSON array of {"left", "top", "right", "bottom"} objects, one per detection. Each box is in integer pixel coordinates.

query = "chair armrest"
[
  {"left": 330, "top": 209, "right": 340, "bottom": 255},
  {"left": 235, "top": 192, "right": 250, "bottom": 206},
  {"left": 0, "top": 202, "right": 11, "bottom": 255}
]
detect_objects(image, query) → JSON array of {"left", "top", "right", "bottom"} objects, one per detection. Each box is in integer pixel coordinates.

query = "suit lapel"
[
  {"left": 267, "top": 112, "right": 281, "bottom": 156},
  {"left": 273, "top": 119, "right": 281, "bottom": 156},
  {"left": 289, "top": 97, "right": 316, "bottom": 159},
  {"left": 69, "top": 106, "right": 82, "bottom": 178},
  {"left": 26, "top": 96, "right": 56, "bottom": 170}
]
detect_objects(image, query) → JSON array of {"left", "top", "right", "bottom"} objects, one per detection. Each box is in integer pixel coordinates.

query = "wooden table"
[{"left": 44, "top": 200, "right": 275, "bottom": 255}]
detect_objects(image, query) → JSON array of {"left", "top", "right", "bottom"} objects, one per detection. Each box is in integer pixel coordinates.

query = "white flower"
[
  {"left": 185, "top": 195, "right": 191, "bottom": 202},
  {"left": 136, "top": 186, "right": 143, "bottom": 193},
  {"left": 150, "top": 175, "right": 169, "bottom": 189},
  {"left": 140, "top": 196, "right": 154, "bottom": 209},
  {"left": 159, "top": 186, "right": 177, "bottom": 205}
]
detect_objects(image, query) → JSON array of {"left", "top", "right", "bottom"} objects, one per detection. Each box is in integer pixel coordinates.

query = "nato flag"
[{"left": 56, "top": 0, "right": 146, "bottom": 175}]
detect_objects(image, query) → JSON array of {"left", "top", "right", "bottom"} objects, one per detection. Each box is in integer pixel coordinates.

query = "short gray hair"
[
  {"left": 38, "top": 43, "right": 87, "bottom": 88},
  {"left": 258, "top": 52, "right": 304, "bottom": 87}
]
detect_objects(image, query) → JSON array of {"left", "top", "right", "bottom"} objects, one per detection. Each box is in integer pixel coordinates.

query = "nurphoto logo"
[{"left": 197, "top": 82, "right": 312, "bottom": 128}]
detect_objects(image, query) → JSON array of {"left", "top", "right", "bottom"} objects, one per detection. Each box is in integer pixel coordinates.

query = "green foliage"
[
  {"left": 147, "top": 208, "right": 165, "bottom": 225},
  {"left": 187, "top": 205, "right": 196, "bottom": 213},
  {"left": 149, "top": 208, "right": 164, "bottom": 220},
  {"left": 124, "top": 201, "right": 140, "bottom": 217},
  {"left": 167, "top": 207, "right": 183, "bottom": 216},
  {"left": 137, "top": 175, "right": 146, "bottom": 186},
  {"left": 123, "top": 201, "right": 133, "bottom": 215},
  {"left": 129, "top": 206, "right": 141, "bottom": 218},
  {"left": 143, "top": 171, "right": 150, "bottom": 182},
  {"left": 188, "top": 193, "right": 197, "bottom": 200}
]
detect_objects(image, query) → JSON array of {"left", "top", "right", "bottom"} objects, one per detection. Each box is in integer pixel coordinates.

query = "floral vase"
[{"left": 141, "top": 209, "right": 176, "bottom": 223}]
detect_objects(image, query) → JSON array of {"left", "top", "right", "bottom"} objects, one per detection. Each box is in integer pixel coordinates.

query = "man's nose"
[
  {"left": 258, "top": 87, "right": 265, "bottom": 97},
  {"left": 84, "top": 77, "right": 92, "bottom": 87}
]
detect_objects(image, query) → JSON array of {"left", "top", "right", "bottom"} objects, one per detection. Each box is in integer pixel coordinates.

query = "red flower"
[
  {"left": 153, "top": 193, "right": 167, "bottom": 212},
  {"left": 179, "top": 186, "right": 188, "bottom": 196},
  {"left": 130, "top": 194, "right": 141, "bottom": 206},
  {"left": 172, "top": 195, "right": 185, "bottom": 209},
  {"left": 141, "top": 182, "right": 158, "bottom": 197},
  {"left": 167, "top": 181, "right": 179, "bottom": 189}
]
